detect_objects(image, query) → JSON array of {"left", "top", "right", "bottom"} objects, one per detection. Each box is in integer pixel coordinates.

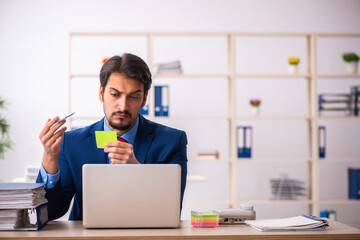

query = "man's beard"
[{"left": 107, "top": 111, "right": 133, "bottom": 131}]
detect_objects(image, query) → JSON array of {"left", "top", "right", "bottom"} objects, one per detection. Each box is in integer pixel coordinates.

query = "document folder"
[
  {"left": 237, "top": 126, "right": 252, "bottom": 158},
  {"left": 155, "top": 85, "right": 169, "bottom": 116},
  {"left": 0, "top": 182, "right": 48, "bottom": 231},
  {"left": 318, "top": 126, "right": 326, "bottom": 158}
]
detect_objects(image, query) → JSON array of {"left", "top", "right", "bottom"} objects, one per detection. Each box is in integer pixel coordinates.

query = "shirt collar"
[{"left": 103, "top": 117, "right": 139, "bottom": 146}]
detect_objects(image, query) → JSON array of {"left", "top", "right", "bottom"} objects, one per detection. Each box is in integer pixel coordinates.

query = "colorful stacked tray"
[{"left": 191, "top": 211, "right": 219, "bottom": 228}]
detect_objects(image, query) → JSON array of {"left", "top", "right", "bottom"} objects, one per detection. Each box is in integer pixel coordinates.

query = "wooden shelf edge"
[
  {"left": 318, "top": 116, "right": 360, "bottom": 120},
  {"left": 320, "top": 199, "right": 360, "bottom": 204},
  {"left": 236, "top": 199, "right": 311, "bottom": 204},
  {"left": 154, "top": 74, "right": 230, "bottom": 78},
  {"left": 153, "top": 116, "right": 230, "bottom": 121},
  {"left": 237, "top": 158, "right": 311, "bottom": 162},
  {"left": 236, "top": 116, "right": 311, "bottom": 121},
  {"left": 317, "top": 74, "right": 360, "bottom": 79},
  {"left": 189, "top": 159, "right": 230, "bottom": 163},
  {"left": 236, "top": 74, "right": 311, "bottom": 78},
  {"left": 183, "top": 199, "right": 230, "bottom": 205},
  {"left": 319, "top": 158, "right": 360, "bottom": 162}
]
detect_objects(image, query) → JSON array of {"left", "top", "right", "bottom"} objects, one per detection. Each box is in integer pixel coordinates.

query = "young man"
[{"left": 37, "top": 54, "right": 188, "bottom": 220}]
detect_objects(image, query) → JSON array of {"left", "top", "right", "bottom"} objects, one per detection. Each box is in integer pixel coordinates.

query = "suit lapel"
[
  {"left": 133, "top": 115, "right": 154, "bottom": 164},
  {"left": 88, "top": 118, "right": 108, "bottom": 164}
]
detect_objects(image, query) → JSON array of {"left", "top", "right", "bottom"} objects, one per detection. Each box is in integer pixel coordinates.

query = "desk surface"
[{"left": 1, "top": 220, "right": 360, "bottom": 240}]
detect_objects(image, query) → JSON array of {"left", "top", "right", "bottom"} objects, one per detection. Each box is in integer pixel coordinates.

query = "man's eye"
[
  {"left": 111, "top": 93, "right": 119, "bottom": 97},
  {"left": 131, "top": 96, "right": 140, "bottom": 100}
]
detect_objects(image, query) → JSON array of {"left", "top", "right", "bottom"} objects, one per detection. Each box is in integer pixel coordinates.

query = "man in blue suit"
[{"left": 37, "top": 53, "right": 188, "bottom": 220}]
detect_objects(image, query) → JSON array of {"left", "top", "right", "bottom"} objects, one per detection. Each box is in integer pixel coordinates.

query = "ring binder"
[
  {"left": 155, "top": 85, "right": 170, "bottom": 117},
  {"left": 0, "top": 183, "right": 49, "bottom": 231},
  {"left": 318, "top": 126, "right": 326, "bottom": 158},
  {"left": 237, "top": 126, "right": 252, "bottom": 158}
]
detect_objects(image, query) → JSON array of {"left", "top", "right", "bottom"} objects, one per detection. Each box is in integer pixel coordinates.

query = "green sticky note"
[{"left": 95, "top": 131, "right": 117, "bottom": 148}]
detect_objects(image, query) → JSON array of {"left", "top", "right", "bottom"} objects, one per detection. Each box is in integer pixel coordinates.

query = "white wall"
[
  {"left": 1, "top": 0, "right": 359, "bottom": 181},
  {"left": 0, "top": 0, "right": 360, "bottom": 223}
]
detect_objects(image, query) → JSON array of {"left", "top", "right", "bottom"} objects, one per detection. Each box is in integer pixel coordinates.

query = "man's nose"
[{"left": 117, "top": 96, "right": 128, "bottom": 111}]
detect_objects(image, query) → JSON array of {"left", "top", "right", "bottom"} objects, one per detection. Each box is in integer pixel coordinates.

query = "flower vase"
[
  {"left": 250, "top": 107, "right": 260, "bottom": 117},
  {"left": 345, "top": 62, "right": 358, "bottom": 75},
  {"left": 288, "top": 65, "right": 298, "bottom": 75}
]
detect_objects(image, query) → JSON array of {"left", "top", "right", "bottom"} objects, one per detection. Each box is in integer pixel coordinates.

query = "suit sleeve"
[
  {"left": 36, "top": 135, "right": 75, "bottom": 220},
  {"left": 165, "top": 131, "right": 188, "bottom": 207}
]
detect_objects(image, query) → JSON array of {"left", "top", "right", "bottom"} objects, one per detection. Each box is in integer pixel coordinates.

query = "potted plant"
[
  {"left": 288, "top": 57, "right": 300, "bottom": 75},
  {"left": 342, "top": 52, "right": 359, "bottom": 75},
  {"left": 0, "top": 97, "right": 11, "bottom": 159},
  {"left": 249, "top": 99, "right": 261, "bottom": 117}
]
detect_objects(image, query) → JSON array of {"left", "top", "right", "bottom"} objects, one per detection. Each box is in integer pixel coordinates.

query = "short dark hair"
[{"left": 99, "top": 53, "right": 152, "bottom": 95}]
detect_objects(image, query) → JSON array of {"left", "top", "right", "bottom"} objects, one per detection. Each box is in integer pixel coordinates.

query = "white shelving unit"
[{"left": 68, "top": 32, "right": 360, "bottom": 224}]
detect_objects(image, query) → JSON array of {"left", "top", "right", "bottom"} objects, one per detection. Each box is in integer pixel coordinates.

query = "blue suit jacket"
[{"left": 37, "top": 115, "right": 188, "bottom": 220}]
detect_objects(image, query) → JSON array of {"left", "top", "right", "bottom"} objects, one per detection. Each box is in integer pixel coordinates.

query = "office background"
[{"left": 0, "top": 0, "right": 360, "bottom": 227}]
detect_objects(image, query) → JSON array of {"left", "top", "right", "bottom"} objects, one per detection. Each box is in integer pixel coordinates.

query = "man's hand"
[
  {"left": 39, "top": 116, "right": 67, "bottom": 174},
  {"left": 104, "top": 142, "right": 139, "bottom": 164}
]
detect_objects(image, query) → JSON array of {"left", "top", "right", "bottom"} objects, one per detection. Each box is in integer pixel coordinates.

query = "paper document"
[
  {"left": 95, "top": 131, "right": 117, "bottom": 148},
  {"left": 245, "top": 215, "right": 328, "bottom": 232}
]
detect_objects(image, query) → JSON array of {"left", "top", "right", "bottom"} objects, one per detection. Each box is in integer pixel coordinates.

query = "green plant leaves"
[
  {"left": 0, "top": 97, "right": 11, "bottom": 159},
  {"left": 342, "top": 52, "right": 359, "bottom": 62}
]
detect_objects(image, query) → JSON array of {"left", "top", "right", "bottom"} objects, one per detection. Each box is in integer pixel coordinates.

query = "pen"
[
  {"left": 57, "top": 112, "right": 75, "bottom": 123},
  {"left": 302, "top": 214, "right": 326, "bottom": 223}
]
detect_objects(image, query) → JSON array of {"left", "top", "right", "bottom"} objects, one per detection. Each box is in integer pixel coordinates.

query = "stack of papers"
[
  {"left": 245, "top": 215, "right": 329, "bottom": 232},
  {"left": 0, "top": 209, "right": 35, "bottom": 230},
  {"left": 156, "top": 60, "right": 183, "bottom": 74},
  {"left": 0, "top": 183, "right": 48, "bottom": 230},
  {"left": 270, "top": 174, "right": 306, "bottom": 200},
  {"left": 0, "top": 183, "right": 47, "bottom": 209}
]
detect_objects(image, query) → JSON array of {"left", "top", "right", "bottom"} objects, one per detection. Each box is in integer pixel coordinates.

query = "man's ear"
[
  {"left": 141, "top": 92, "right": 148, "bottom": 107},
  {"left": 99, "top": 86, "right": 104, "bottom": 102}
]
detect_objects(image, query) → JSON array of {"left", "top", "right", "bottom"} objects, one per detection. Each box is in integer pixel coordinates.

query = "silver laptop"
[{"left": 82, "top": 164, "right": 181, "bottom": 228}]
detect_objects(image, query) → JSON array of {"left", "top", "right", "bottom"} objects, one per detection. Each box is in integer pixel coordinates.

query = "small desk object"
[{"left": 1, "top": 219, "right": 359, "bottom": 240}]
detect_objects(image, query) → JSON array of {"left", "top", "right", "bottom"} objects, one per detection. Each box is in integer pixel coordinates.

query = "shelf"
[
  {"left": 154, "top": 116, "right": 229, "bottom": 121},
  {"left": 320, "top": 199, "right": 360, "bottom": 204},
  {"left": 71, "top": 116, "right": 229, "bottom": 121},
  {"left": 237, "top": 199, "right": 311, "bottom": 205},
  {"left": 236, "top": 74, "right": 311, "bottom": 79},
  {"left": 236, "top": 116, "right": 311, "bottom": 121},
  {"left": 190, "top": 159, "right": 230, "bottom": 163},
  {"left": 234, "top": 32, "right": 312, "bottom": 37},
  {"left": 70, "top": 73, "right": 360, "bottom": 80},
  {"left": 319, "top": 157, "right": 360, "bottom": 162},
  {"left": 70, "top": 74, "right": 98, "bottom": 78},
  {"left": 187, "top": 175, "right": 207, "bottom": 183},
  {"left": 237, "top": 158, "right": 311, "bottom": 162},
  {"left": 318, "top": 116, "right": 360, "bottom": 120},
  {"left": 317, "top": 74, "right": 360, "bottom": 79},
  {"left": 70, "top": 116, "right": 102, "bottom": 121},
  {"left": 70, "top": 73, "right": 338, "bottom": 80},
  {"left": 183, "top": 199, "right": 230, "bottom": 205},
  {"left": 68, "top": 32, "right": 360, "bottom": 219},
  {"left": 154, "top": 73, "right": 230, "bottom": 79}
]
